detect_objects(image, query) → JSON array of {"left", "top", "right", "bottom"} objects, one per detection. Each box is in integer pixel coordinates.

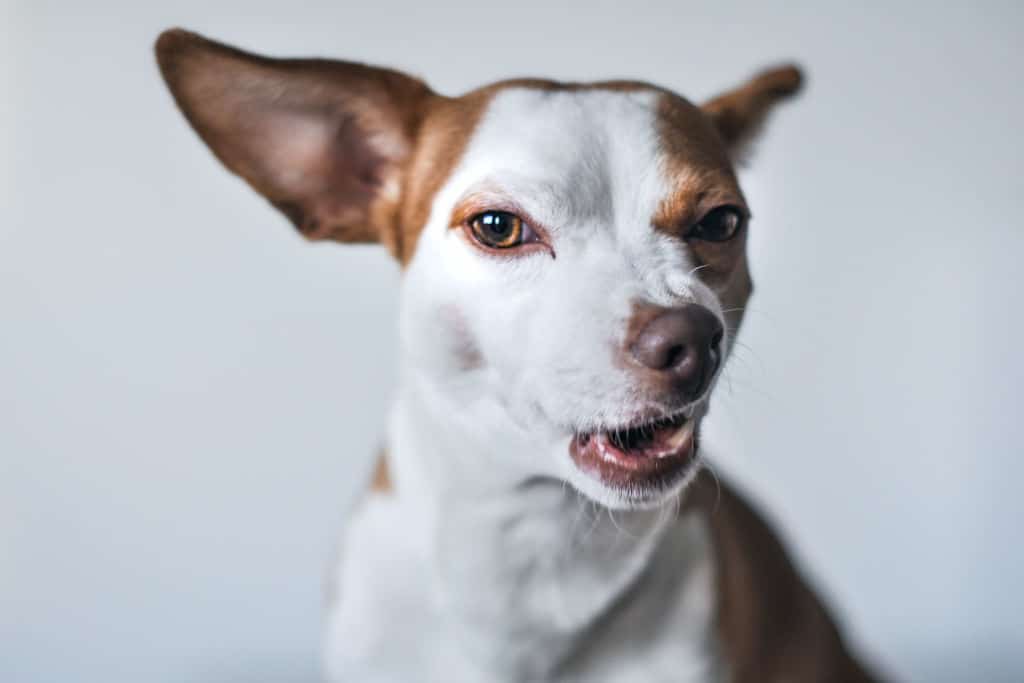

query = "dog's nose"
[{"left": 628, "top": 304, "right": 724, "bottom": 400}]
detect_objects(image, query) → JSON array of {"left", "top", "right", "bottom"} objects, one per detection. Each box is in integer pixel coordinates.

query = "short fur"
[{"left": 156, "top": 29, "right": 878, "bottom": 682}]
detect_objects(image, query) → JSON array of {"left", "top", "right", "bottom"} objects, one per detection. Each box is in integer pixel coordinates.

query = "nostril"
[
  {"left": 664, "top": 344, "right": 687, "bottom": 369},
  {"left": 710, "top": 328, "right": 724, "bottom": 350}
]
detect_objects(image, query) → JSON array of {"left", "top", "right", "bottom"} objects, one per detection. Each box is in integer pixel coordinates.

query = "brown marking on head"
[
  {"left": 654, "top": 92, "right": 746, "bottom": 226},
  {"left": 649, "top": 66, "right": 802, "bottom": 337},
  {"left": 396, "top": 91, "right": 494, "bottom": 263},
  {"left": 651, "top": 93, "right": 750, "bottom": 337}
]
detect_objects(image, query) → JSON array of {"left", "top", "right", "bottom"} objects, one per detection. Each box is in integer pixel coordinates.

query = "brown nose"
[{"left": 628, "top": 303, "right": 724, "bottom": 400}]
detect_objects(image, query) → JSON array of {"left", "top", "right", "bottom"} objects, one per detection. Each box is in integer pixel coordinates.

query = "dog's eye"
[
  {"left": 687, "top": 206, "right": 744, "bottom": 242},
  {"left": 468, "top": 210, "right": 529, "bottom": 249}
]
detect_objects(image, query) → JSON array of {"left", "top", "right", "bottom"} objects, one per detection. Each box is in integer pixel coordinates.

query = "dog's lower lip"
[{"left": 569, "top": 413, "right": 697, "bottom": 488}]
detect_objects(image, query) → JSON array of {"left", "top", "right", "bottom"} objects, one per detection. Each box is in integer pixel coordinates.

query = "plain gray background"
[{"left": 4, "top": 1, "right": 1023, "bottom": 681}]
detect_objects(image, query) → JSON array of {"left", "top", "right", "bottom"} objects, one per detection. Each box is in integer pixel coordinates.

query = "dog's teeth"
[
  {"left": 598, "top": 440, "right": 617, "bottom": 463},
  {"left": 664, "top": 422, "right": 692, "bottom": 451}
]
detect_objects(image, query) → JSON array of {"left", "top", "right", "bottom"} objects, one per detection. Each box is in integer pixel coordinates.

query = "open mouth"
[{"left": 569, "top": 411, "right": 699, "bottom": 491}]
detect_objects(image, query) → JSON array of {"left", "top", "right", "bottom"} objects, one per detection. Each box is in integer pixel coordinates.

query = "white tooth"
[
  {"left": 664, "top": 422, "right": 693, "bottom": 451},
  {"left": 598, "top": 439, "right": 617, "bottom": 463}
]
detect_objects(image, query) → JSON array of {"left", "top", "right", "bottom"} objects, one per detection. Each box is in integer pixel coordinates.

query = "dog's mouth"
[{"left": 569, "top": 411, "right": 698, "bottom": 491}]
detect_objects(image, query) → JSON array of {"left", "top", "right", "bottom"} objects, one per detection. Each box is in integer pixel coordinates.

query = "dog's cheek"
[
  {"left": 519, "top": 276, "right": 636, "bottom": 425},
  {"left": 438, "top": 303, "right": 485, "bottom": 371}
]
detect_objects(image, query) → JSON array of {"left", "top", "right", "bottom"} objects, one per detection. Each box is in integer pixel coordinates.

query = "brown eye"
[
  {"left": 469, "top": 210, "right": 526, "bottom": 249},
  {"left": 687, "top": 206, "right": 744, "bottom": 242}
]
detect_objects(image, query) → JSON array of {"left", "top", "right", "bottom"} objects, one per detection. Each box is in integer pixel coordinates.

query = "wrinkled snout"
[{"left": 626, "top": 303, "right": 724, "bottom": 403}]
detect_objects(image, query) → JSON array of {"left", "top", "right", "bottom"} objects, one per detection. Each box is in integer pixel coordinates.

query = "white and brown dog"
[{"left": 157, "top": 29, "right": 879, "bottom": 683}]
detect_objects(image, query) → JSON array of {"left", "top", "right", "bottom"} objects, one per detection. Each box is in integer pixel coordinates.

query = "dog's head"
[{"left": 157, "top": 29, "right": 801, "bottom": 509}]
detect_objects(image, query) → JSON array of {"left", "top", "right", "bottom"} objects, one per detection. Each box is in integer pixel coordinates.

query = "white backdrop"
[{"left": 4, "top": 2, "right": 1023, "bottom": 681}]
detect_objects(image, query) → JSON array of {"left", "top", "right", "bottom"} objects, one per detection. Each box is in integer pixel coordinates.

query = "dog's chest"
[{"left": 324, "top": 494, "right": 725, "bottom": 682}]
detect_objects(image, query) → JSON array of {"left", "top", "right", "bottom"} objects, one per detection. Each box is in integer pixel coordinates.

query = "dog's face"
[{"left": 157, "top": 30, "right": 801, "bottom": 509}]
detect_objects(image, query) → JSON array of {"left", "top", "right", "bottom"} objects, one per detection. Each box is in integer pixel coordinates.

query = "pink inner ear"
[
  {"left": 255, "top": 110, "right": 336, "bottom": 196},
  {"left": 230, "top": 102, "right": 392, "bottom": 241},
  {"left": 249, "top": 104, "right": 410, "bottom": 201}
]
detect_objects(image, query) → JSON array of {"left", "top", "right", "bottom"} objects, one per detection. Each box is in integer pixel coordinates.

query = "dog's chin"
[{"left": 565, "top": 411, "right": 702, "bottom": 510}]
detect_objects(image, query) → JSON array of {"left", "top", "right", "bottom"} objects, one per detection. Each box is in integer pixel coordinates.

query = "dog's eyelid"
[
  {"left": 461, "top": 228, "right": 556, "bottom": 260},
  {"left": 458, "top": 209, "right": 556, "bottom": 259},
  {"left": 700, "top": 202, "right": 748, "bottom": 220},
  {"left": 677, "top": 204, "right": 748, "bottom": 244},
  {"left": 695, "top": 203, "right": 748, "bottom": 227},
  {"left": 450, "top": 193, "right": 557, "bottom": 258}
]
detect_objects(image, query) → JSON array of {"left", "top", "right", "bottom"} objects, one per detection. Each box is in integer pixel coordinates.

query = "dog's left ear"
[
  {"left": 702, "top": 64, "right": 803, "bottom": 162},
  {"left": 155, "top": 29, "right": 435, "bottom": 254}
]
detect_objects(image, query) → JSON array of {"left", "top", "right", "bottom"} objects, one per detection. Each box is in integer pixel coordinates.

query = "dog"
[{"left": 156, "top": 28, "right": 880, "bottom": 682}]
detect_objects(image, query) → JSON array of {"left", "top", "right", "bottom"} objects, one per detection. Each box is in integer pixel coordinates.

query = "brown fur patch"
[
  {"left": 652, "top": 93, "right": 745, "bottom": 237},
  {"left": 702, "top": 65, "right": 803, "bottom": 151},
  {"left": 685, "top": 471, "right": 880, "bottom": 682},
  {"left": 653, "top": 93, "right": 754, "bottom": 336},
  {"left": 396, "top": 90, "right": 494, "bottom": 264},
  {"left": 370, "top": 451, "right": 393, "bottom": 493}
]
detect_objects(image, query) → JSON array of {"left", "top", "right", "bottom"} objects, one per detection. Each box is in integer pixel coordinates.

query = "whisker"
[
  {"left": 700, "top": 461, "right": 723, "bottom": 515},
  {"left": 686, "top": 263, "right": 714, "bottom": 278}
]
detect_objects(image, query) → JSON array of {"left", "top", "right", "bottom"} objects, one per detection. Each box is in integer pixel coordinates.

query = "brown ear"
[
  {"left": 154, "top": 29, "right": 434, "bottom": 253},
  {"left": 702, "top": 64, "right": 803, "bottom": 161}
]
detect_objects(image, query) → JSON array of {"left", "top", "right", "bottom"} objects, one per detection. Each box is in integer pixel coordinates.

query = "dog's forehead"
[
  {"left": 457, "top": 83, "right": 736, "bottom": 194},
  {"left": 468, "top": 86, "right": 660, "bottom": 165},
  {"left": 457, "top": 87, "right": 667, "bottom": 231}
]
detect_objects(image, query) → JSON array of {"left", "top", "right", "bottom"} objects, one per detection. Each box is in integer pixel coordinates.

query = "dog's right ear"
[
  {"left": 155, "top": 29, "right": 434, "bottom": 254},
  {"left": 701, "top": 64, "right": 803, "bottom": 164}
]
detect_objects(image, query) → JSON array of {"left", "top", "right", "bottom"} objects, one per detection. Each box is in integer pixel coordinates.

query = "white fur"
[{"left": 325, "top": 88, "right": 729, "bottom": 681}]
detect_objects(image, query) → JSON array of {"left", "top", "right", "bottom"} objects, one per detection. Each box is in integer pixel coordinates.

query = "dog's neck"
[{"left": 388, "top": 367, "right": 717, "bottom": 679}]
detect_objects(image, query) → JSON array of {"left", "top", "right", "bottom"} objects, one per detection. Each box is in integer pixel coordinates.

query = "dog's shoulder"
[
  {"left": 685, "top": 470, "right": 880, "bottom": 683},
  {"left": 368, "top": 452, "right": 393, "bottom": 493}
]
